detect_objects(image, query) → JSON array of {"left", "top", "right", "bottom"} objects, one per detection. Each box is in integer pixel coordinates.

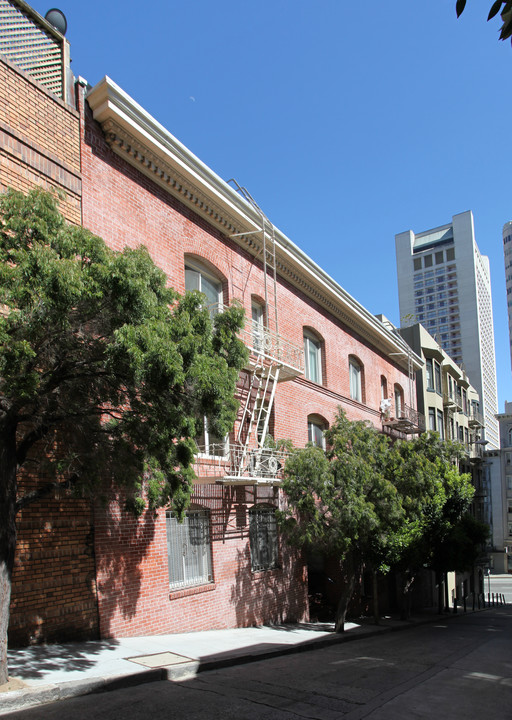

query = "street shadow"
[{"left": 6, "top": 638, "right": 120, "bottom": 680}]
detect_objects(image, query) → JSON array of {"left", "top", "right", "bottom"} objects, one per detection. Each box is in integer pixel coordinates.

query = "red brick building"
[{"left": 2, "top": 1, "right": 423, "bottom": 645}]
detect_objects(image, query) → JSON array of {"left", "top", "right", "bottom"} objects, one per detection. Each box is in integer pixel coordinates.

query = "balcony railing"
[
  {"left": 468, "top": 409, "right": 484, "bottom": 428},
  {"left": 193, "top": 442, "right": 288, "bottom": 485},
  {"left": 382, "top": 404, "right": 425, "bottom": 435},
  {"left": 211, "top": 303, "right": 304, "bottom": 378},
  {"left": 443, "top": 391, "right": 458, "bottom": 408}
]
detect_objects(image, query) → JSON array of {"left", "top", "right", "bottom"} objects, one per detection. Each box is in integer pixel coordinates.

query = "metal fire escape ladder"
[
  {"left": 227, "top": 179, "right": 282, "bottom": 480},
  {"left": 227, "top": 179, "right": 279, "bottom": 336}
]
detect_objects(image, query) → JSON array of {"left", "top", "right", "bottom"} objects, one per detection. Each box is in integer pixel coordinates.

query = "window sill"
[
  {"left": 169, "top": 583, "right": 216, "bottom": 601},
  {"left": 251, "top": 566, "right": 280, "bottom": 578}
]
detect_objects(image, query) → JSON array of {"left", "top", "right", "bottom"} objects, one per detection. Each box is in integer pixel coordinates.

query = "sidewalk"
[{"left": 0, "top": 606, "right": 490, "bottom": 716}]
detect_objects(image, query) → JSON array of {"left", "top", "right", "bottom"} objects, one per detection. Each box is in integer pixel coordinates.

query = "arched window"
[
  {"left": 349, "top": 356, "right": 363, "bottom": 402},
  {"left": 185, "top": 260, "right": 223, "bottom": 316},
  {"left": 308, "top": 414, "right": 327, "bottom": 449},
  {"left": 251, "top": 298, "right": 265, "bottom": 352},
  {"left": 166, "top": 507, "right": 213, "bottom": 590},
  {"left": 249, "top": 505, "right": 278, "bottom": 571},
  {"left": 381, "top": 376, "right": 388, "bottom": 400},
  {"left": 303, "top": 330, "right": 322, "bottom": 384},
  {"left": 394, "top": 384, "right": 404, "bottom": 419},
  {"left": 508, "top": 427, "right": 512, "bottom": 447}
]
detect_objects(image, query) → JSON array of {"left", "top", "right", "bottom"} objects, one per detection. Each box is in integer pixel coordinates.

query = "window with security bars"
[
  {"left": 249, "top": 506, "right": 278, "bottom": 572},
  {"left": 166, "top": 508, "right": 213, "bottom": 590}
]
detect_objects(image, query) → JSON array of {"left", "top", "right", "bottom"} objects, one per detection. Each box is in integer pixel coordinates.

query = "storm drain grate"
[{"left": 126, "top": 652, "right": 195, "bottom": 668}]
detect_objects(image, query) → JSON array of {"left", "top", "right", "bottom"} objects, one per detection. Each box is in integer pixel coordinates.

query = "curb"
[{"left": 0, "top": 607, "right": 494, "bottom": 716}]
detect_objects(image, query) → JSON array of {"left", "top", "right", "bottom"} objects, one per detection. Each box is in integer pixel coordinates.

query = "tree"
[
  {"left": 0, "top": 188, "right": 248, "bottom": 683},
  {"left": 279, "top": 409, "right": 405, "bottom": 633},
  {"left": 388, "top": 434, "right": 476, "bottom": 616},
  {"left": 456, "top": 1, "right": 512, "bottom": 44}
]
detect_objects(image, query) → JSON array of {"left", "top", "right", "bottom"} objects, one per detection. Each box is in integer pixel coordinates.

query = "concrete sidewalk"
[{"left": 0, "top": 607, "right": 490, "bottom": 716}]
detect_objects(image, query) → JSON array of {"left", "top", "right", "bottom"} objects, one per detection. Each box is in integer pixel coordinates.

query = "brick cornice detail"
[
  {"left": 88, "top": 77, "right": 421, "bottom": 373},
  {"left": 101, "top": 119, "right": 391, "bottom": 349}
]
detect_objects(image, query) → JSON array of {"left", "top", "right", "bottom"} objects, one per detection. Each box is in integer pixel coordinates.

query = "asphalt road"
[
  {"left": 488, "top": 573, "right": 512, "bottom": 601},
  {"left": 4, "top": 606, "right": 512, "bottom": 720}
]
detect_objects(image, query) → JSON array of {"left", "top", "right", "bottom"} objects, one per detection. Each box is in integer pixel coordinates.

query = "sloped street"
[{"left": 4, "top": 605, "right": 512, "bottom": 720}]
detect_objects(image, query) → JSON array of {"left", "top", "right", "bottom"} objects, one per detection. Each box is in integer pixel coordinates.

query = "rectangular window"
[
  {"left": 413, "top": 258, "right": 422, "bottom": 270},
  {"left": 434, "top": 362, "right": 442, "bottom": 394},
  {"left": 435, "top": 252, "right": 444, "bottom": 264},
  {"left": 166, "top": 509, "right": 213, "bottom": 590},
  {"left": 446, "top": 248, "right": 455, "bottom": 261},
  {"left": 424, "top": 255, "right": 433, "bottom": 268},
  {"left": 426, "top": 358, "right": 434, "bottom": 390},
  {"left": 249, "top": 507, "right": 278, "bottom": 571},
  {"left": 429, "top": 407, "right": 436, "bottom": 431},
  {"left": 437, "top": 410, "right": 444, "bottom": 440}
]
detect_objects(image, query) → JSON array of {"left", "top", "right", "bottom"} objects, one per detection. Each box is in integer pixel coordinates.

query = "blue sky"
[{"left": 32, "top": 0, "right": 512, "bottom": 409}]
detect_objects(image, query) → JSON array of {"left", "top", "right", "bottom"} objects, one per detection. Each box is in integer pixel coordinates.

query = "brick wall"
[
  {"left": 0, "top": 56, "right": 81, "bottom": 224},
  {"left": 3, "top": 60, "right": 95, "bottom": 647},
  {"left": 9, "top": 473, "right": 98, "bottom": 647},
  {"left": 94, "top": 486, "right": 307, "bottom": 638},
  {"left": 80, "top": 95, "right": 412, "bottom": 638}
]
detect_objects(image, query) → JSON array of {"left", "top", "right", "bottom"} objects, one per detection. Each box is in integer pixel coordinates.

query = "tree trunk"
[
  {"left": 372, "top": 570, "right": 380, "bottom": 625},
  {"left": 436, "top": 571, "right": 444, "bottom": 614},
  {"left": 334, "top": 552, "right": 357, "bottom": 633},
  {"left": 0, "top": 420, "right": 18, "bottom": 685},
  {"left": 400, "top": 570, "right": 415, "bottom": 620}
]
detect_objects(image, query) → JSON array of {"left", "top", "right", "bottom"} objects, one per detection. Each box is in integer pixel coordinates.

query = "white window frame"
[
  {"left": 185, "top": 261, "right": 223, "bottom": 317},
  {"left": 196, "top": 416, "right": 228, "bottom": 459},
  {"left": 303, "top": 331, "right": 322, "bottom": 384},
  {"left": 251, "top": 300, "right": 265, "bottom": 352},
  {"left": 308, "top": 417, "right": 326, "bottom": 449},
  {"left": 166, "top": 508, "right": 213, "bottom": 590},
  {"left": 349, "top": 358, "right": 362, "bottom": 402},
  {"left": 395, "top": 386, "right": 403, "bottom": 418},
  {"left": 249, "top": 506, "right": 278, "bottom": 572}
]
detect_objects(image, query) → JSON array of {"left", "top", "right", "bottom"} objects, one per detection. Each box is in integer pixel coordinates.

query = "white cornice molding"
[{"left": 86, "top": 76, "right": 422, "bottom": 372}]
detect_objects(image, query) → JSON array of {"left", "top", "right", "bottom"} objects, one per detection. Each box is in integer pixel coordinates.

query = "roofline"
[{"left": 86, "top": 76, "right": 422, "bottom": 372}]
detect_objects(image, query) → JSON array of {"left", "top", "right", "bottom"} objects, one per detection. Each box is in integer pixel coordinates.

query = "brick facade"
[
  {"left": 0, "top": 56, "right": 81, "bottom": 224},
  {"left": 4, "top": 3, "right": 417, "bottom": 645},
  {"left": 78, "top": 86, "right": 414, "bottom": 638},
  {"left": 1, "top": 51, "right": 97, "bottom": 646}
]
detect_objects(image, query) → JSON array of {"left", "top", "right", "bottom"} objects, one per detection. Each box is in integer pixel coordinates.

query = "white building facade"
[
  {"left": 485, "top": 402, "right": 512, "bottom": 573},
  {"left": 395, "top": 211, "right": 499, "bottom": 449}
]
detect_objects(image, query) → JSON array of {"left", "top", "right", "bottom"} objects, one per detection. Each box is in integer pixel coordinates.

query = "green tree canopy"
[
  {"left": 279, "top": 409, "right": 404, "bottom": 632},
  {"left": 279, "top": 411, "right": 478, "bottom": 632},
  {"left": 0, "top": 187, "right": 248, "bottom": 683}
]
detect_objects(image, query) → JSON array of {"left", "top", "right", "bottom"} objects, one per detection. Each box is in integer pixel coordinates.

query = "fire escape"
[
  {"left": 380, "top": 322, "right": 425, "bottom": 436},
  {"left": 193, "top": 183, "right": 304, "bottom": 485}
]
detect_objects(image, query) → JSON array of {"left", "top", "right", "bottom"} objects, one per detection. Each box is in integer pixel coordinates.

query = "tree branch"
[{"left": 15, "top": 474, "right": 78, "bottom": 513}]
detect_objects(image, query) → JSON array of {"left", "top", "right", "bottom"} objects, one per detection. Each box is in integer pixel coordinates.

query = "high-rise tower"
[
  {"left": 503, "top": 221, "right": 512, "bottom": 375},
  {"left": 396, "top": 211, "right": 499, "bottom": 449}
]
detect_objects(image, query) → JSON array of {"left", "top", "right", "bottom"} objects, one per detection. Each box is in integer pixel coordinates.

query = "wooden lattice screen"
[{"left": 0, "top": 0, "right": 64, "bottom": 98}]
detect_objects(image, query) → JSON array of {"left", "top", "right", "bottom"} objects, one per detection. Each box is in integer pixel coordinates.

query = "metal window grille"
[
  {"left": 0, "top": 0, "right": 64, "bottom": 98},
  {"left": 166, "top": 509, "right": 213, "bottom": 590},
  {"left": 249, "top": 507, "right": 278, "bottom": 572}
]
